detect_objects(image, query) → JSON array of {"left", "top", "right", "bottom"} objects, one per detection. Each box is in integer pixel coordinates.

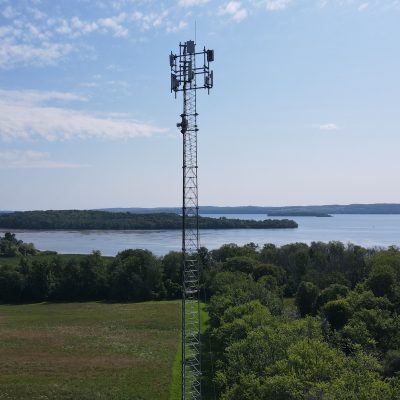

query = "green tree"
[
  {"left": 0, "top": 265, "right": 24, "bottom": 302},
  {"left": 161, "top": 251, "right": 182, "bottom": 299},
  {"left": 21, "top": 259, "right": 51, "bottom": 301},
  {"left": 109, "top": 249, "right": 164, "bottom": 301},
  {"left": 323, "top": 299, "right": 352, "bottom": 330},
  {"left": 384, "top": 350, "right": 400, "bottom": 377},
  {"left": 222, "top": 256, "right": 260, "bottom": 275},
  {"left": 317, "top": 284, "right": 350, "bottom": 309},
  {"left": 78, "top": 251, "right": 108, "bottom": 299},
  {"left": 295, "top": 281, "right": 319, "bottom": 317},
  {"left": 366, "top": 265, "right": 396, "bottom": 297}
]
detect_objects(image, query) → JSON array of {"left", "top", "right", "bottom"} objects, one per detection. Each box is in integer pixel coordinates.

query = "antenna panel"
[{"left": 186, "top": 40, "right": 195, "bottom": 54}]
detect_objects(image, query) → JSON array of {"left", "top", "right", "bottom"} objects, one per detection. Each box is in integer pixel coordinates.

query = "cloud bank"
[{"left": 0, "top": 89, "right": 168, "bottom": 141}]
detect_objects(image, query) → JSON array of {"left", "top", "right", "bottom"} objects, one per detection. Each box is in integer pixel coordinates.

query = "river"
[{"left": 1, "top": 214, "right": 399, "bottom": 256}]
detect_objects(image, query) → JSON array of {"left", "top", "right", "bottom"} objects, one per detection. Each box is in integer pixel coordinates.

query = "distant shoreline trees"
[{"left": 0, "top": 210, "right": 297, "bottom": 230}]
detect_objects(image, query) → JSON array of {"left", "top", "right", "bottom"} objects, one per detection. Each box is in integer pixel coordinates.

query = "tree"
[
  {"left": 384, "top": 350, "right": 400, "bottom": 377},
  {"left": 323, "top": 299, "right": 352, "bottom": 330},
  {"left": 161, "top": 251, "right": 182, "bottom": 299},
  {"left": 366, "top": 265, "right": 395, "bottom": 297},
  {"left": 317, "top": 284, "right": 350, "bottom": 309},
  {"left": 223, "top": 256, "right": 260, "bottom": 275},
  {"left": 295, "top": 281, "right": 319, "bottom": 317},
  {"left": 109, "top": 249, "right": 164, "bottom": 301},
  {"left": 78, "top": 251, "right": 108, "bottom": 300},
  {"left": 214, "top": 301, "right": 272, "bottom": 349},
  {"left": 253, "top": 263, "right": 286, "bottom": 285},
  {"left": 0, "top": 265, "right": 24, "bottom": 302},
  {"left": 21, "top": 260, "right": 51, "bottom": 301}
]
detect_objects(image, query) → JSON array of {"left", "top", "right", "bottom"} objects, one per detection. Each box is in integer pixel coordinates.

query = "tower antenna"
[{"left": 169, "top": 40, "right": 214, "bottom": 400}]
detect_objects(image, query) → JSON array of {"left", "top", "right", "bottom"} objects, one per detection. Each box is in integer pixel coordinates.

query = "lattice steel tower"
[{"left": 169, "top": 40, "right": 214, "bottom": 400}]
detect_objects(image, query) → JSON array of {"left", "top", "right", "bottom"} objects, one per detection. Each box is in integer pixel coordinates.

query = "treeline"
[
  {"left": 202, "top": 242, "right": 400, "bottom": 399},
  {"left": 0, "top": 233, "right": 183, "bottom": 303},
  {"left": 0, "top": 210, "right": 297, "bottom": 230},
  {"left": 99, "top": 203, "right": 400, "bottom": 214},
  {"left": 267, "top": 211, "right": 332, "bottom": 217}
]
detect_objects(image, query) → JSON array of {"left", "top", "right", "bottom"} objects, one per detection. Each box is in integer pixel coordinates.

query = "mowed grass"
[{"left": 0, "top": 301, "right": 180, "bottom": 400}]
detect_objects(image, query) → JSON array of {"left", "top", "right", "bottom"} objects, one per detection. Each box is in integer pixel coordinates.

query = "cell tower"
[{"left": 169, "top": 40, "right": 214, "bottom": 400}]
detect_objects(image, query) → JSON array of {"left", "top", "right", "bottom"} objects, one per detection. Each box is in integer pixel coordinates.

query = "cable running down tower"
[{"left": 169, "top": 40, "right": 214, "bottom": 400}]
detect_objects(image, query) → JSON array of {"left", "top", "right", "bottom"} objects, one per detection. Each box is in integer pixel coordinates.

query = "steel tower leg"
[{"left": 181, "top": 49, "right": 201, "bottom": 400}]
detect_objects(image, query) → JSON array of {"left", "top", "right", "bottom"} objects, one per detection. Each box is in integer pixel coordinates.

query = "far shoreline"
[{"left": 267, "top": 212, "right": 332, "bottom": 218}]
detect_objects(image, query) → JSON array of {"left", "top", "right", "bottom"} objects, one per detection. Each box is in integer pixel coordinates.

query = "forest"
[
  {"left": 1, "top": 233, "right": 400, "bottom": 398},
  {"left": 0, "top": 210, "right": 297, "bottom": 230},
  {"left": 202, "top": 241, "right": 400, "bottom": 399}
]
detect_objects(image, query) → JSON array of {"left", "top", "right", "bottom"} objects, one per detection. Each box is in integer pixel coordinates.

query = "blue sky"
[{"left": 0, "top": 0, "right": 399, "bottom": 210}]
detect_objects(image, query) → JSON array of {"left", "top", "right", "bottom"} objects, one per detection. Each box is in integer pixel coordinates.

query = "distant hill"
[
  {"left": 267, "top": 211, "right": 332, "bottom": 217},
  {"left": 0, "top": 210, "right": 297, "bottom": 230},
  {"left": 100, "top": 203, "right": 400, "bottom": 215}
]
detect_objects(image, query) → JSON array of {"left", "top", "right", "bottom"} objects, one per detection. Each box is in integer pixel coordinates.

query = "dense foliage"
[
  {"left": 2, "top": 233, "right": 400, "bottom": 398},
  {"left": 0, "top": 210, "right": 297, "bottom": 230},
  {"left": 202, "top": 242, "right": 400, "bottom": 399},
  {"left": 0, "top": 232, "right": 37, "bottom": 257},
  {"left": 0, "top": 233, "right": 180, "bottom": 303}
]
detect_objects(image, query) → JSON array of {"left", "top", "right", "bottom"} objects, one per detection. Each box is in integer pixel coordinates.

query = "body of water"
[{"left": 1, "top": 214, "right": 399, "bottom": 256}]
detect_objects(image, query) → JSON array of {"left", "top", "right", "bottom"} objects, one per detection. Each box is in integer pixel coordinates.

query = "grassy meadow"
[{"left": 0, "top": 301, "right": 181, "bottom": 400}]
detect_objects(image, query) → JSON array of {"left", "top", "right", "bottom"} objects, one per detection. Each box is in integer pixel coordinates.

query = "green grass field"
[{"left": 0, "top": 301, "right": 180, "bottom": 400}]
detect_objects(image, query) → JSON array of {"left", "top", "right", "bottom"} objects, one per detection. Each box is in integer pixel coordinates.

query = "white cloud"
[
  {"left": 0, "top": 7, "right": 136, "bottom": 68},
  {"left": 70, "top": 16, "right": 98, "bottom": 34},
  {"left": 218, "top": 1, "right": 248, "bottom": 21},
  {"left": 97, "top": 13, "right": 129, "bottom": 37},
  {"left": 133, "top": 10, "right": 170, "bottom": 30},
  {"left": 56, "top": 14, "right": 129, "bottom": 38},
  {"left": 0, "top": 41, "right": 73, "bottom": 69},
  {"left": 0, "top": 150, "right": 88, "bottom": 169},
  {"left": 0, "top": 89, "right": 87, "bottom": 105},
  {"left": 317, "top": 0, "right": 397, "bottom": 11},
  {"left": 166, "top": 20, "right": 188, "bottom": 33},
  {"left": 55, "top": 11, "right": 170, "bottom": 36},
  {"left": 254, "top": 0, "right": 291, "bottom": 11},
  {"left": 0, "top": 89, "right": 168, "bottom": 141},
  {"left": 0, "top": 18, "right": 73, "bottom": 69},
  {"left": 319, "top": 123, "right": 339, "bottom": 131},
  {"left": 178, "top": 0, "right": 210, "bottom": 7}
]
